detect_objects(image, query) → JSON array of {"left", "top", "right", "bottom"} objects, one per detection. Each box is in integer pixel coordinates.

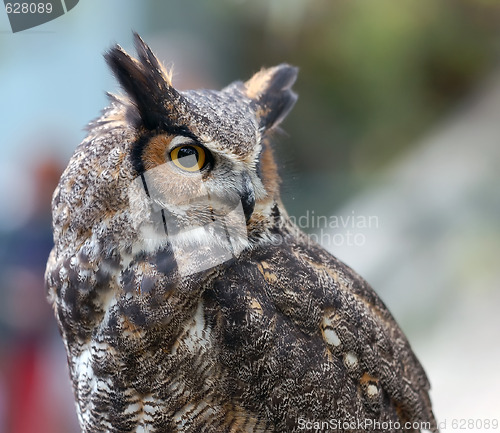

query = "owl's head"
[
  {"left": 106, "top": 32, "right": 295, "bottom": 215},
  {"left": 52, "top": 34, "right": 297, "bottom": 275}
]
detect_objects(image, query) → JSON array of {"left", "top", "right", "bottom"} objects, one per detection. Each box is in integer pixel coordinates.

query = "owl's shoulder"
[{"left": 207, "top": 231, "right": 435, "bottom": 428}]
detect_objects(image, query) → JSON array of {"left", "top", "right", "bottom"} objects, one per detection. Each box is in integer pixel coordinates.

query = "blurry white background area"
[
  {"left": 325, "top": 70, "right": 500, "bottom": 430},
  {"left": 1, "top": 1, "right": 500, "bottom": 432}
]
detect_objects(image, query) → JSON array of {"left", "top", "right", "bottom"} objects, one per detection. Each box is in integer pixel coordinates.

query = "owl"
[{"left": 45, "top": 33, "right": 437, "bottom": 433}]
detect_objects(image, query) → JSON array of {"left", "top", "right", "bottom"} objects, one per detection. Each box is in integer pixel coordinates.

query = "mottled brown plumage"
[{"left": 45, "top": 33, "right": 437, "bottom": 432}]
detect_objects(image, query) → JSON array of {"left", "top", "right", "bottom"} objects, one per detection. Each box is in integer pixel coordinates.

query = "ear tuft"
[
  {"left": 243, "top": 64, "right": 298, "bottom": 132},
  {"left": 104, "top": 33, "right": 183, "bottom": 130},
  {"left": 132, "top": 32, "right": 174, "bottom": 87}
]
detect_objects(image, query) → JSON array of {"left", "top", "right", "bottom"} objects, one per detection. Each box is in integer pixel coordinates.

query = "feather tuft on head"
[
  {"left": 104, "top": 32, "right": 185, "bottom": 130},
  {"left": 241, "top": 64, "right": 298, "bottom": 132}
]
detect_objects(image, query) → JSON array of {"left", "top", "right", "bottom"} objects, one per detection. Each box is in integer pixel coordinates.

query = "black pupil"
[{"left": 177, "top": 146, "right": 198, "bottom": 165}]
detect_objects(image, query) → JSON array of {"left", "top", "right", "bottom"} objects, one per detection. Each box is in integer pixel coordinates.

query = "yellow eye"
[{"left": 169, "top": 145, "right": 207, "bottom": 172}]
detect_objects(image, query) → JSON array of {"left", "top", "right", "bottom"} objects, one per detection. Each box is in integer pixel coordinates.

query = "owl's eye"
[{"left": 169, "top": 145, "right": 207, "bottom": 172}]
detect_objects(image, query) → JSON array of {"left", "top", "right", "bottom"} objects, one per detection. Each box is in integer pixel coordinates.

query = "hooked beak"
[{"left": 239, "top": 172, "right": 255, "bottom": 222}]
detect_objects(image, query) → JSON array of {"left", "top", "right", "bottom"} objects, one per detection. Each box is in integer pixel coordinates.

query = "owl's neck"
[{"left": 247, "top": 198, "right": 296, "bottom": 248}]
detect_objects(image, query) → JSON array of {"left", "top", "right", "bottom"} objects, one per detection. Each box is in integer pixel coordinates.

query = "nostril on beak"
[{"left": 239, "top": 172, "right": 255, "bottom": 222}]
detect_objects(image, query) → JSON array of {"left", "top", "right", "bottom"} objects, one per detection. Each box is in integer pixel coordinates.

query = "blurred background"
[{"left": 1, "top": 0, "right": 499, "bottom": 431}]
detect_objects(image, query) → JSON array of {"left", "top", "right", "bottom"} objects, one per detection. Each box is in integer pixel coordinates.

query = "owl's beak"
[{"left": 239, "top": 172, "right": 255, "bottom": 223}]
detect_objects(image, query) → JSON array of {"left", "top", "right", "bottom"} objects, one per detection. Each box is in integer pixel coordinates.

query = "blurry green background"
[{"left": 1, "top": 0, "right": 499, "bottom": 431}]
